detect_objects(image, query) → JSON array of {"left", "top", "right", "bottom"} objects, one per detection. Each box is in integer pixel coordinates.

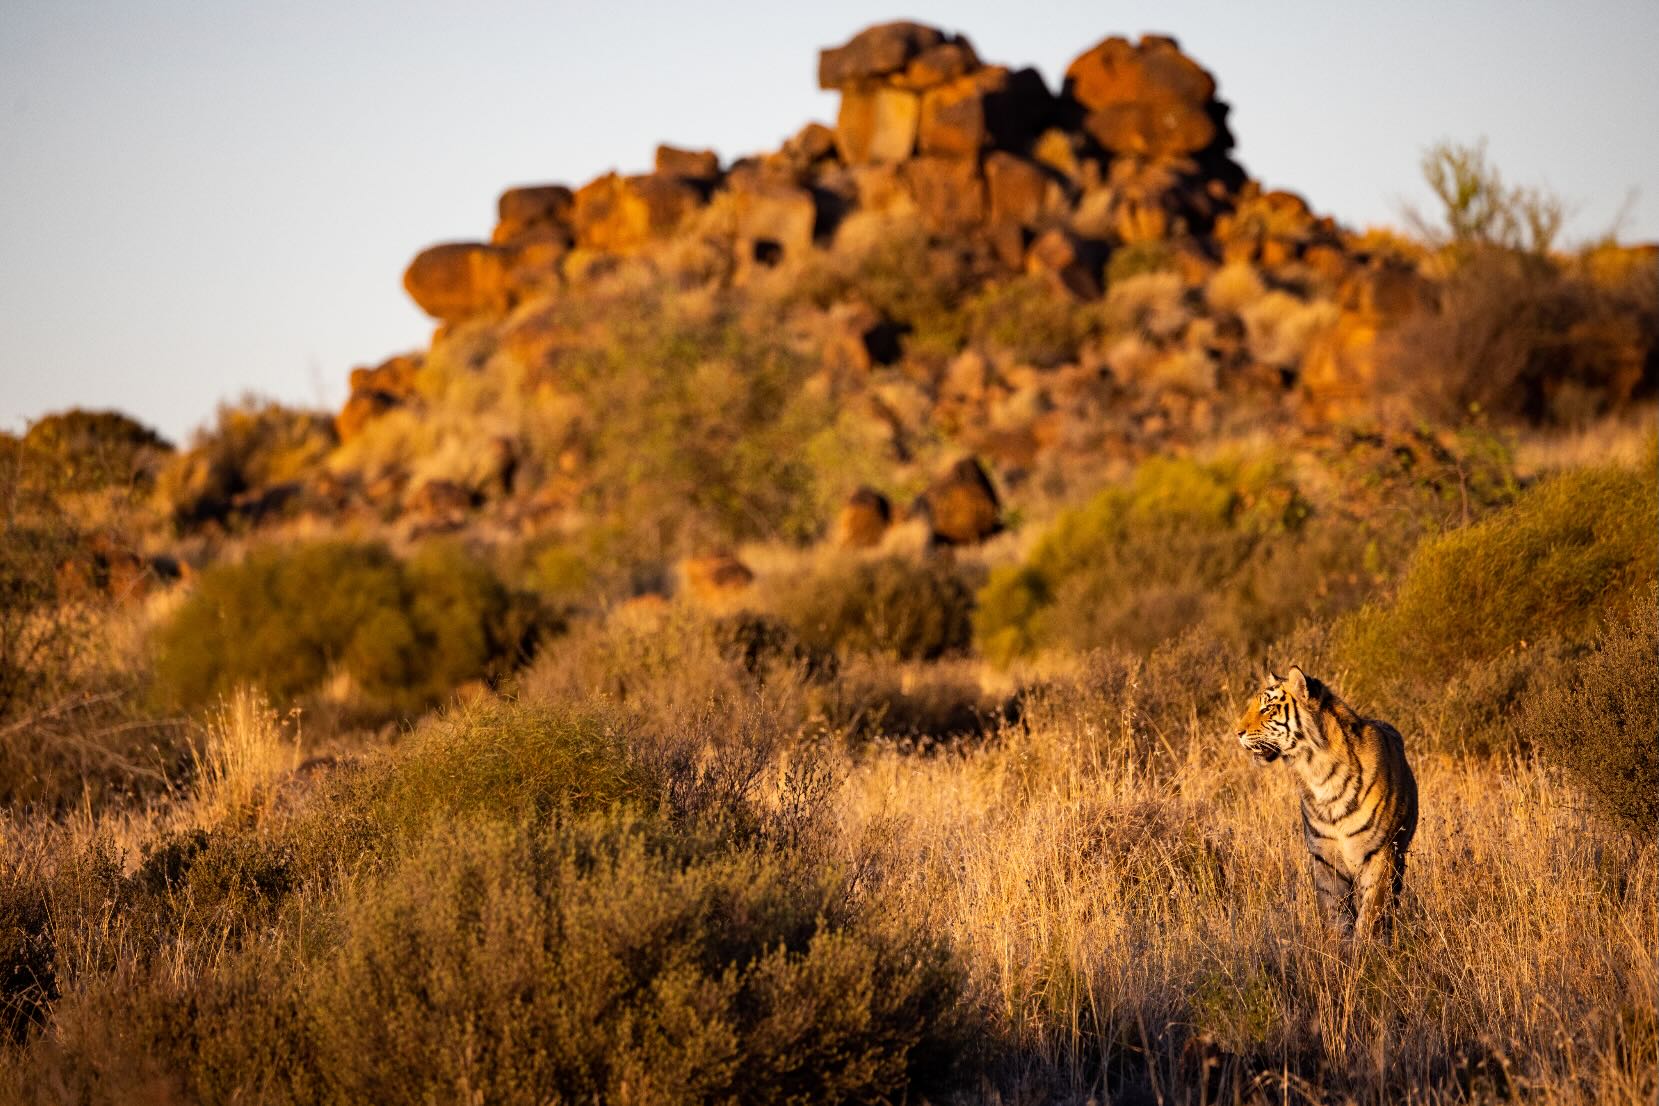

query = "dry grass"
[
  {"left": 1511, "top": 404, "right": 1656, "bottom": 478},
  {"left": 189, "top": 687, "right": 302, "bottom": 824},
  {"left": 835, "top": 693, "right": 1657, "bottom": 1104}
]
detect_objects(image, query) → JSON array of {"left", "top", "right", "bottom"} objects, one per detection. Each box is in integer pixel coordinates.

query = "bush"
[
  {"left": 1522, "top": 590, "right": 1659, "bottom": 832},
  {"left": 4, "top": 697, "right": 976, "bottom": 1105},
  {"left": 975, "top": 455, "right": 1314, "bottom": 663},
  {"left": 776, "top": 556, "right": 974, "bottom": 662},
  {"left": 1382, "top": 247, "right": 1657, "bottom": 423},
  {"left": 153, "top": 540, "right": 538, "bottom": 717},
  {"left": 966, "top": 275, "right": 1096, "bottom": 366},
  {"left": 20, "top": 409, "right": 172, "bottom": 492},
  {"left": 558, "top": 292, "right": 839, "bottom": 552},
  {"left": 1336, "top": 462, "right": 1658, "bottom": 702},
  {"left": 1106, "top": 240, "right": 1178, "bottom": 286},
  {"left": 300, "top": 817, "right": 967, "bottom": 1106},
  {"left": 154, "top": 398, "right": 336, "bottom": 530},
  {"left": 797, "top": 227, "right": 977, "bottom": 360}
]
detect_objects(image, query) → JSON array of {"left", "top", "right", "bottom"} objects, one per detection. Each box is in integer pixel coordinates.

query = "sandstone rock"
[
  {"left": 1032, "top": 128, "right": 1087, "bottom": 185},
  {"left": 904, "top": 156, "right": 985, "bottom": 232},
  {"left": 403, "top": 242, "right": 511, "bottom": 321},
  {"left": 503, "top": 237, "right": 566, "bottom": 301},
  {"left": 836, "top": 486, "right": 893, "bottom": 548},
  {"left": 682, "top": 552, "right": 755, "bottom": 603},
  {"left": 1300, "top": 311, "right": 1379, "bottom": 421},
  {"left": 407, "top": 478, "right": 477, "bottom": 530},
  {"left": 1027, "top": 228, "right": 1104, "bottom": 298},
  {"left": 730, "top": 173, "right": 818, "bottom": 268},
  {"left": 985, "top": 151, "right": 1051, "bottom": 228},
  {"left": 1084, "top": 102, "right": 1214, "bottom": 160},
  {"left": 818, "top": 22, "right": 946, "bottom": 89},
  {"left": 812, "top": 300, "right": 904, "bottom": 373},
  {"left": 919, "top": 457, "right": 1002, "bottom": 546},
  {"left": 347, "top": 354, "right": 419, "bottom": 404},
  {"left": 919, "top": 66, "right": 1051, "bottom": 157},
  {"left": 655, "top": 144, "right": 721, "bottom": 181},
  {"left": 494, "top": 185, "right": 575, "bottom": 246},
  {"left": 572, "top": 172, "right": 702, "bottom": 253},
  {"left": 847, "top": 164, "right": 915, "bottom": 215},
  {"left": 787, "top": 122, "right": 838, "bottom": 163},
  {"left": 1064, "top": 35, "right": 1224, "bottom": 159},
  {"left": 335, "top": 392, "right": 396, "bottom": 444},
  {"left": 943, "top": 349, "right": 992, "bottom": 402},
  {"left": 835, "top": 86, "right": 920, "bottom": 164},
  {"left": 893, "top": 41, "right": 981, "bottom": 90},
  {"left": 918, "top": 69, "right": 997, "bottom": 156},
  {"left": 1216, "top": 186, "right": 1318, "bottom": 264},
  {"left": 1065, "top": 34, "right": 1215, "bottom": 112}
]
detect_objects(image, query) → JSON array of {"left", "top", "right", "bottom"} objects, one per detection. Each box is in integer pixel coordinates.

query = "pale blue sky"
[{"left": 3, "top": 1, "right": 1656, "bottom": 442}]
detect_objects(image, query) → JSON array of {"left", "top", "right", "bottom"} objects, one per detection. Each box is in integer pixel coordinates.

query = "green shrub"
[
  {"left": 557, "top": 293, "right": 838, "bottom": 552},
  {"left": 976, "top": 455, "right": 1315, "bottom": 663},
  {"left": 153, "top": 540, "right": 537, "bottom": 716},
  {"left": 1336, "top": 462, "right": 1658, "bottom": 702},
  {"left": 967, "top": 275, "right": 1096, "bottom": 366},
  {"left": 797, "top": 228, "right": 976, "bottom": 360},
  {"left": 778, "top": 556, "right": 974, "bottom": 662},
  {"left": 1106, "top": 240, "right": 1178, "bottom": 286},
  {"left": 20, "top": 409, "right": 172, "bottom": 492},
  {"left": 154, "top": 398, "right": 336, "bottom": 530},
  {"left": 1522, "top": 590, "right": 1658, "bottom": 832}
]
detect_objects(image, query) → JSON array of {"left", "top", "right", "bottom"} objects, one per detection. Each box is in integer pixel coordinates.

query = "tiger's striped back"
[{"left": 1235, "top": 666, "right": 1418, "bottom": 940}]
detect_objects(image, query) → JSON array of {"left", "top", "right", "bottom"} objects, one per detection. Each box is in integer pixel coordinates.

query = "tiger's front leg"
[
  {"left": 1352, "top": 845, "right": 1405, "bottom": 942},
  {"left": 1310, "top": 851, "right": 1356, "bottom": 937}
]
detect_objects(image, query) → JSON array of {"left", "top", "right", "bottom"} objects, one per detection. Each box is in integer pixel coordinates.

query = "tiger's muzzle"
[{"left": 1238, "top": 734, "right": 1282, "bottom": 763}]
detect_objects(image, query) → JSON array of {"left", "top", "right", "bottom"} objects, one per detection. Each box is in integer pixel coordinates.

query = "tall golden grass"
[{"left": 836, "top": 679, "right": 1657, "bottom": 1104}]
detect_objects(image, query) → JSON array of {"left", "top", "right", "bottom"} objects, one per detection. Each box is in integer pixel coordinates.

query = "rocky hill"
[{"left": 19, "top": 22, "right": 1657, "bottom": 571}]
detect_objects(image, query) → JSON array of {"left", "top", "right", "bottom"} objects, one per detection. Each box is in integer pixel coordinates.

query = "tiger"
[{"left": 1234, "top": 666, "right": 1418, "bottom": 941}]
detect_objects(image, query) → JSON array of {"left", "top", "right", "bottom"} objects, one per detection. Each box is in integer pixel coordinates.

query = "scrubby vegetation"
[
  {"left": 771, "top": 555, "right": 975, "bottom": 662},
  {"left": 1522, "top": 588, "right": 1659, "bottom": 832},
  {"left": 1335, "top": 456, "right": 1658, "bottom": 751},
  {"left": 6, "top": 35, "right": 1657, "bottom": 1102},
  {"left": 0, "top": 695, "right": 973, "bottom": 1104},
  {"left": 152, "top": 539, "right": 542, "bottom": 718}
]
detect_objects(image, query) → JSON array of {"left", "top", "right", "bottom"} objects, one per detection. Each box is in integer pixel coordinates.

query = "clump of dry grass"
[
  {"left": 189, "top": 687, "right": 302, "bottom": 824},
  {"left": 837, "top": 689, "right": 1657, "bottom": 1104}
]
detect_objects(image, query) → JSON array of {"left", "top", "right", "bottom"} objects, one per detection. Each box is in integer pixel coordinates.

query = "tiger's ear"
[
  {"left": 1266, "top": 668, "right": 1283, "bottom": 686},
  {"left": 1284, "top": 665, "right": 1310, "bottom": 702}
]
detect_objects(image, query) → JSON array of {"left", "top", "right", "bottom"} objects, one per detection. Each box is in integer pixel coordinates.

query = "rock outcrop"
[{"left": 309, "top": 21, "right": 1655, "bottom": 543}]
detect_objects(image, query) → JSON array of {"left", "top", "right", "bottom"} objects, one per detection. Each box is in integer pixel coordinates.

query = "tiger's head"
[{"left": 1235, "top": 666, "right": 1320, "bottom": 764}]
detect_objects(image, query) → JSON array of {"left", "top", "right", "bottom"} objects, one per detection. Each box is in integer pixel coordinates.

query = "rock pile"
[{"left": 319, "top": 20, "right": 1642, "bottom": 540}]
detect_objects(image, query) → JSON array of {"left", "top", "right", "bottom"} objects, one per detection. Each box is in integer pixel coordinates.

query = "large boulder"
[
  {"left": 836, "top": 487, "right": 893, "bottom": 549},
  {"left": 655, "top": 144, "right": 721, "bottom": 181},
  {"left": 493, "top": 185, "right": 575, "bottom": 246},
  {"left": 918, "top": 66, "right": 1052, "bottom": 156},
  {"left": 985, "top": 151, "right": 1052, "bottom": 229},
  {"left": 572, "top": 172, "right": 702, "bottom": 253},
  {"left": 918, "top": 457, "right": 1003, "bottom": 546},
  {"left": 1064, "top": 35, "right": 1225, "bottom": 159},
  {"left": 729, "top": 171, "right": 819, "bottom": 268},
  {"left": 892, "top": 41, "right": 981, "bottom": 90},
  {"left": 682, "top": 552, "right": 756, "bottom": 605},
  {"left": 337, "top": 354, "right": 421, "bottom": 443},
  {"left": 403, "top": 242, "right": 511, "bottom": 321},
  {"left": 904, "top": 156, "right": 986, "bottom": 233},
  {"left": 818, "top": 22, "right": 948, "bottom": 89},
  {"left": 835, "top": 86, "right": 921, "bottom": 164}
]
